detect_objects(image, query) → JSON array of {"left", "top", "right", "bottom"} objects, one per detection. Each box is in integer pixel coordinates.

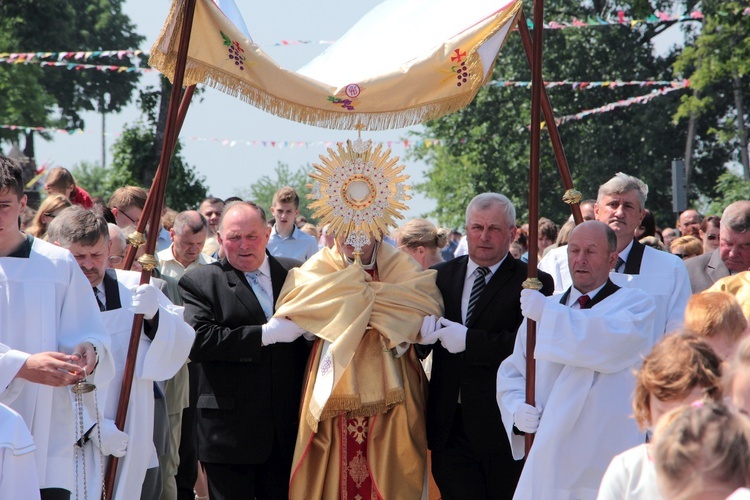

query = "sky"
[{"left": 33, "top": 0, "right": 435, "bottom": 219}]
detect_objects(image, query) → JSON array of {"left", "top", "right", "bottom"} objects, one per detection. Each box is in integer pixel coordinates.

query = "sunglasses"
[{"left": 706, "top": 235, "right": 718, "bottom": 241}]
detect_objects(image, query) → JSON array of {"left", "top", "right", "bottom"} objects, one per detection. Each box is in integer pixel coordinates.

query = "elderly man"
[
  {"left": 155, "top": 210, "right": 215, "bottom": 500},
  {"left": 661, "top": 227, "right": 679, "bottom": 251},
  {"left": 497, "top": 221, "right": 656, "bottom": 499},
  {"left": 157, "top": 210, "right": 215, "bottom": 281},
  {"left": 422, "top": 193, "right": 554, "bottom": 499},
  {"left": 539, "top": 173, "right": 690, "bottom": 343},
  {"left": 0, "top": 155, "right": 113, "bottom": 500},
  {"left": 678, "top": 209, "right": 702, "bottom": 238},
  {"left": 686, "top": 201, "right": 750, "bottom": 293},
  {"left": 47, "top": 207, "right": 194, "bottom": 500},
  {"left": 179, "top": 201, "right": 310, "bottom": 499}
]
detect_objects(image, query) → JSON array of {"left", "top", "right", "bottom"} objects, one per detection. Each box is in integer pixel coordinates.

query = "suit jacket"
[
  {"left": 178, "top": 254, "right": 310, "bottom": 465},
  {"left": 685, "top": 249, "right": 730, "bottom": 293},
  {"left": 427, "top": 255, "right": 554, "bottom": 455}
]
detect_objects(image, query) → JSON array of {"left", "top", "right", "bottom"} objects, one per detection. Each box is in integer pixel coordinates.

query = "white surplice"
[
  {"left": 497, "top": 286, "right": 656, "bottom": 500},
  {"left": 538, "top": 243, "right": 690, "bottom": 344},
  {"left": 77, "top": 269, "right": 194, "bottom": 500},
  {"left": 0, "top": 403, "right": 40, "bottom": 499},
  {"left": 0, "top": 236, "right": 114, "bottom": 492}
]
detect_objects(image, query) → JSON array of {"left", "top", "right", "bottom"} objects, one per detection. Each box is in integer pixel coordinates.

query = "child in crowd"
[
  {"left": 653, "top": 402, "right": 750, "bottom": 499},
  {"left": 684, "top": 291, "right": 748, "bottom": 361},
  {"left": 597, "top": 332, "right": 723, "bottom": 500}
]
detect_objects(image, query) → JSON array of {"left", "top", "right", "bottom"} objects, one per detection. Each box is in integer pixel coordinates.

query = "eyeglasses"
[
  {"left": 116, "top": 207, "right": 139, "bottom": 225},
  {"left": 108, "top": 255, "right": 124, "bottom": 265},
  {"left": 672, "top": 253, "right": 686, "bottom": 259},
  {"left": 42, "top": 212, "right": 56, "bottom": 218}
]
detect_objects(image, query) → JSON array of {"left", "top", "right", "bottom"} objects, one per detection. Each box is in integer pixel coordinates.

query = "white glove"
[
  {"left": 514, "top": 402, "right": 541, "bottom": 433},
  {"left": 93, "top": 420, "right": 128, "bottom": 458},
  {"left": 302, "top": 331, "right": 317, "bottom": 341},
  {"left": 130, "top": 284, "right": 159, "bottom": 320},
  {"left": 434, "top": 317, "right": 468, "bottom": 353},
  {"left": 520, "top": 289, "right": 546, "bottom": 322},
  {"left": 419, "top": 315, "right": 439, "bottom": 344},
  {"left": 261, "top": 317, "right": 305, "bottom": 345}
]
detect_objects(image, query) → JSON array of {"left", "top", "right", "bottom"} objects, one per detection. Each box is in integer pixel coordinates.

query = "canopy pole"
[
  {"left": 523, "top": 0, "right": 545, "bottom": 458},
  {"left": 517, "top": 11, "right": 582, "bottom": 225},
  {"left": 103, "top": 0, "right": 197, "bottom": 497}
]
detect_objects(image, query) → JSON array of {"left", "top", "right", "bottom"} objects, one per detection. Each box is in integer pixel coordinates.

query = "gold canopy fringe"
[{"left": 150, "top": 48, "right": 482, "bottom": 130}]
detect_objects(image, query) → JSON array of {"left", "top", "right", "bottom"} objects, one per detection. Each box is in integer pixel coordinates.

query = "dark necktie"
[
  {"left": 93, "top": 287, "right": 105, "bottom": 312},
  {"left": 467, "top": 266, "right": 490, "bottom": 322},
  {"left": 577, "top": 294, "right": 591, "bottom": 309},
  {"left": 614, "top": 257, "right": 625, "bottom": 273}
]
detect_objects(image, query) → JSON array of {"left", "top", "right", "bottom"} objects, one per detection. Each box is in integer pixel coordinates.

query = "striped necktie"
[
  {"left": 93, "top": 287, "right": 105, "bottom": 312},
  {"left": 467, "top": 266, "right": 490, "bottom": 323},
  {"left": 614, "top": 257, "right": 625, "bottom": 273}
]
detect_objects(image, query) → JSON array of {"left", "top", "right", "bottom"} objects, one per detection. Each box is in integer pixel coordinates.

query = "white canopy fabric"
[{"left": 151, "top": 0, "right": 521, "bottom": 130}]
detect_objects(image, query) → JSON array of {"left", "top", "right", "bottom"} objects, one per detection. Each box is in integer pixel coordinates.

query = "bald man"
[{"left": 498, "top": 221, "right": 656, "bottom": 499}]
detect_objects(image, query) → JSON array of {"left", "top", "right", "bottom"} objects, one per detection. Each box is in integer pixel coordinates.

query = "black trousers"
[
  {"left": 202, "top": 433, "right": 293, "bottom": 500},
  {"left": 431, "top": 405, "right": 523, "bottom": 500}
]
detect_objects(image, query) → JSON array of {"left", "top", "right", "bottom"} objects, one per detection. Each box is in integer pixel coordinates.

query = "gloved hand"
[
  {"left": 94, "top": 419, "right": 128, "bottom": 458},
  {"left": 130, "top": 284, "right": 159, "bottom": 320},
  {"left": 513, "top": 402, "right": 541, "bottom": 433},
  {"left": 261, "top": 317, "right": 305, "bottom": 345},
  {"left": 419, "top": 315, "right": 439, "bottom": 344},
  {"left": 433, "top": 317, "right": 468, "bottom": 353},
  {"left": 520, "top": 289, "right": 546, "bottom": 322}
]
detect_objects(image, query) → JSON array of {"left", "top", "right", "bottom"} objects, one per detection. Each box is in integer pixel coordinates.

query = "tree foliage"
[
  {"left": 409, "top": 0, "right": 733, "bottom": 229},
  {"left": 674, "top": 1, "right": 750, "bottom": 179},
  {"left": 0, "top": 0, "right": 144, "bottom": 157},
  {"left": 236, "top": 162, "right": 316, "bottom": 222},
  {"left": 76, "top": 84, "right": 209, "bottom": 211}
]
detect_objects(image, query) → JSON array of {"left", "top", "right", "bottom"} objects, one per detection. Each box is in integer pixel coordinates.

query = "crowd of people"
[{"left": 2, "top": 155, "right": 750, "bottom": 500}]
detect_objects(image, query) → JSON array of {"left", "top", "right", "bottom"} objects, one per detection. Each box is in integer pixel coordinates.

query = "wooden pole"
[
  {"left": 103, "top": 0, "right": 197, "bottom": 497},
  {"left": 517, "top": 11, "right": 582, "bottom": 225},
  {"left": 524, "top": 0, "right": 545, "bottom": 457}
]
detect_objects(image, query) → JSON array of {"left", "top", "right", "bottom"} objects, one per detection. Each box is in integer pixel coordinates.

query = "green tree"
[
  {"left": 409, "top": 0, "right": 731, "bottom": 228},
  {"left": 674, "top": 1, "right": 750, "bottom": 180},
  {"left": 102, "top": 85, "right": 209, "bottom": 211},
  {"left": 706, "top": 170, "right": 750, "bottom": 215},
  {"left": 236, "top": 162, "right": 315, "bottom": 222},
  {"left": 0, "top": 0, "right": 144, "bottom": 160},
  {"left": 71, "top": 161, "right": 109, "bottom": 200}
]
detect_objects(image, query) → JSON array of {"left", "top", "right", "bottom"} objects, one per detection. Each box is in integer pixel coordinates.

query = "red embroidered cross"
[{"left": 451, "top": 48, "right": 467, "bottom": 62}]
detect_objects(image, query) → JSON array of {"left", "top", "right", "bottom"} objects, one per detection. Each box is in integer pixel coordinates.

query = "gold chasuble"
[{"left": 276, "top": 243, "right": 443, "bottom": 499}]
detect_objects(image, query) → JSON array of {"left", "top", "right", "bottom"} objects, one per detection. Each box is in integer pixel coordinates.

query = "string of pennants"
[
  {"left": 0, "top": 52, "right": 691, "bottom": 92},
  {"left": 0, "top": 5, "right": 733, "bottom": 66},
  {"left": 0, "top": 81, "right": 690, "bottom": 143}
]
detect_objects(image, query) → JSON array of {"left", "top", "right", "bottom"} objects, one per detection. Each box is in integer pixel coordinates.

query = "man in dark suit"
[
  {"left": 686, "top": 200, "right": 750, "bottom": 293},
  {"left": 179, "top": 201, "right": 311, "bottom": 500},
  {"left": 421, "top": 193, "right": 554, "bottom": 499}
]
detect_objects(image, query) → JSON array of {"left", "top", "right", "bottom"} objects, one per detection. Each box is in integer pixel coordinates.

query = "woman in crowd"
[
  {"left": 396, "top": 218, "right": 450, "bottom": 270},
  {"left": 27, "top": 194, "right": 71, "bottom": 239},
  {"left": 669, "top": 235, "right": 703, "bottom": 260}
]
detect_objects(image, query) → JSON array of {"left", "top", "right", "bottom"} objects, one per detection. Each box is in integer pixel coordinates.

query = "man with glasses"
[
  {"left": 686, "top": 201, "right": 750, "bottom": 293},
  {"left": 108, "top": 186, "right": 147, "bottom": 231}
]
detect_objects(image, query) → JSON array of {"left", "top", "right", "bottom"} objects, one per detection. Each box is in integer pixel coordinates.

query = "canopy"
[{"left": 150, "top": 0, "right": 522, "bottom": 130}]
